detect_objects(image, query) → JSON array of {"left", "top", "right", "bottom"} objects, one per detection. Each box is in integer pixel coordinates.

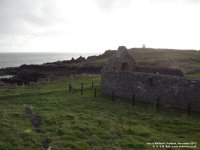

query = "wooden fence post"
[
  {"left": 112, "top": 91, "right": 114, "bottom": 102},
  {"left": 132, "top": 94, "right": 135, "bottom": 106},
  {"left": 69, "top": 83, "right": 71, "bottom": 93},
  {"left": 92, "top": 82, "right": 94, "bottom": 90},
  {"left": 187, "top": 102, "right": 191, "bottom": 116},
  {"left": 94, "top": 87, "right": 96, "bottom": 98},
  {"left": 155, "top": 96, "right": 160, "bottom": 112},
  {"left": 81, "top": 83, "right": 83, "bottom": 95}
]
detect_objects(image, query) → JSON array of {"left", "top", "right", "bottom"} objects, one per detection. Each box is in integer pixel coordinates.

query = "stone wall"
[
  {"left": 135, "top": 66, "right": 184, "bottom": 77},
  {"left": 101, "top": 47, "right": 136, "bottom": 73},
  {"left": 101, "top": 71, "right": 200, "bottom": 112}
]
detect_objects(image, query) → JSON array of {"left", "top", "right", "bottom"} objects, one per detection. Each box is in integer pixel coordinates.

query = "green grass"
[
  {"left": 0, "top": 75, "right": 200, "bottom": 150},
  {"left": 187, "top": 71, "right": 200, "bottom": 78},
  {"left": 192, "top": 63, "right": 200, "bottom": 68},
  {"left": 127, "top": 48, "right": 200, "bottom": 74}
]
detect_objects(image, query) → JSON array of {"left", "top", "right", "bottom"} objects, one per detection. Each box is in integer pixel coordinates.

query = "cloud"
[
  {"left": 185, "top": 0, "right": 200, "bottom": 2},
  {"left": 185, "top": 0, "right": 200, "bottom": 3},
  {"left": 0, "top": 0, "right": 200, "bottom": 52},
  {"left": 0, "top": 0, "right": 57, "bottom": 35},
  {"left": 153, "top": 0, "right": 200, "bottom": 3},
  {"left": 94, "top": 0, "right": 131, "bottom": 10}
]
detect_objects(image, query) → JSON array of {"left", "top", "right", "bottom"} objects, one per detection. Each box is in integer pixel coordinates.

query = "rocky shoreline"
[{"left": 0, "top": 50, "right": 115, "bottom": 85}]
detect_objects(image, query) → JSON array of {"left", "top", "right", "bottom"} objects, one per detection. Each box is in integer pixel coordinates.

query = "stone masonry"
[{"left": 101, "top": 46, "right": 200, "bottom": 112}]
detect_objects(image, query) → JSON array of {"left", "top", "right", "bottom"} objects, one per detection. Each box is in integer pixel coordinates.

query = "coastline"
[
  {"left": 0, "top": 50, "right": 114, "bottom": 85},
  {"left": 0, "top": 52, "right": 97, "bottom": 69}
]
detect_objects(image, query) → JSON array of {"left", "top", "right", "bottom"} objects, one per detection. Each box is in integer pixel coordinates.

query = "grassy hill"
[
  {"left": 0, "top": 75, "right": 199, "bottom": 149},
  {"left": 128, "top": 48, "right": 200, "bottom": 74},
  {"left": 89, "top": 48, "right": 200, "bottom": 77}
]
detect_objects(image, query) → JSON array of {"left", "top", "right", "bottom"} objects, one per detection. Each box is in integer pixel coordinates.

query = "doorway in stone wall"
[{"left": 121, "top": 62, "right": 129, "bottom": 71}]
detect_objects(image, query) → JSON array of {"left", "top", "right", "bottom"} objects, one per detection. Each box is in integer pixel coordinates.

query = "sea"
[
  {"left": 0, "top": 53, "right": 97, "bottom": 69},
  {"left": 0, "top": 53, "right": 96, "bottom": 78}
]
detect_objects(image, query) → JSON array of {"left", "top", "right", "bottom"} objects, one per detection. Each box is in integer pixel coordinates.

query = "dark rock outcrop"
[{"left": 0, "top": 53, "right": 109, "bottom": 84}]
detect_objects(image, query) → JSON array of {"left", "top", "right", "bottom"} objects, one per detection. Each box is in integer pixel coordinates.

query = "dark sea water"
[{"left": 0, "top": 53, "right": 96, "bottom": 69}]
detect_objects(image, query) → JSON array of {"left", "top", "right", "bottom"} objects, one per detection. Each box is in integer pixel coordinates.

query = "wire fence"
[
  {"left": 0, "top": 73, "right": 98, "bottom": 89},
  {"left": 0, "top": 73, "right": 197, "bottom": 117},
  {"left": 68, "top": 81, "right": 197, "bottom": 116}
]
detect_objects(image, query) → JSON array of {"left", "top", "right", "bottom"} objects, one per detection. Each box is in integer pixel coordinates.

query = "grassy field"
[
  {"left": 188, "top": 72, "right": 200, "bottom": 78},
  {"left": 0, "top": 75, "right": 199, "bottom": 150},
  {"left": 127, "top": 48, "right": 200, "bottom": 74}
]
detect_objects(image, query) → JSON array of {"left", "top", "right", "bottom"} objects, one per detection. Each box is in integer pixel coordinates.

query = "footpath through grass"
[{"left": 0, "top": 75, "right": 199, "bottom": 150}]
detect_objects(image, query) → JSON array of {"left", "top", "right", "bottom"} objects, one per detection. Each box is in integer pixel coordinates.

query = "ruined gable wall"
[
  {"left": 101, "top": 71, "right": 200, "bottom": 112},
  {"left": 101, "top": 46, "right": 136, "bottom": 73}
]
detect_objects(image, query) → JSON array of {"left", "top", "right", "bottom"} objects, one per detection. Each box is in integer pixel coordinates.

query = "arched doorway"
[{"left": 121, "top": 62, "right": 129, "bottom": 71}]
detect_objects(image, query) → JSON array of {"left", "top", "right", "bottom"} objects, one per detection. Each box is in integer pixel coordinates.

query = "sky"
[{"left": 0, "top": 0, "right": 200, "bottom": 53}]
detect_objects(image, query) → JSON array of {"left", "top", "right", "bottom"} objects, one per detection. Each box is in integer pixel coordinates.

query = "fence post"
[
  {"left": 81, "top": 83, "right": 83, "bottom": 95},
  {"left": 155, "top": 96, "right": 160, "bottom": 112},
  {"left": 69, "top": 83, "right": 71, "bottom": 93},
  {"left": 187, "top": 102, "right": 191, "bottom": 116},
  {"left": 112, "top": 91, "right": 114, "bottom": 102},
  {"left": 94, "top": 87, "right": 96, "bottom": 98},
  {"left": 92, "top": 82, "right": 94, "bottom": 90},
  {"left": 23, "top": 82, "right": 25, "bottom": 87},
  {"left": 132, "top": 94, "right": 135, "bottom": 106}
]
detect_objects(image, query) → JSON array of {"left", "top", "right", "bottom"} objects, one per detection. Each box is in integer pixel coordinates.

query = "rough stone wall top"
[
  {"left": 135, "top": 66, "right": 184, "bottom": 77},
  {"left": 118, "top": 46, "right": 127, "bottom": 51},
  {"left": 101, "top": 46, "right": 136, "bottom": 73}
]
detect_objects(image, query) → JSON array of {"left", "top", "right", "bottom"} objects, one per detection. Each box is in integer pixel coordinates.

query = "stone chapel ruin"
[{"left": 101, "top": 46, "right": 200, "bottom": 112}]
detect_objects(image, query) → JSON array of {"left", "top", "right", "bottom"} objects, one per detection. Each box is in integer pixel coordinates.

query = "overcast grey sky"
[{"left": 0, "top": 0, "right": 200, "bottom": 53}]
